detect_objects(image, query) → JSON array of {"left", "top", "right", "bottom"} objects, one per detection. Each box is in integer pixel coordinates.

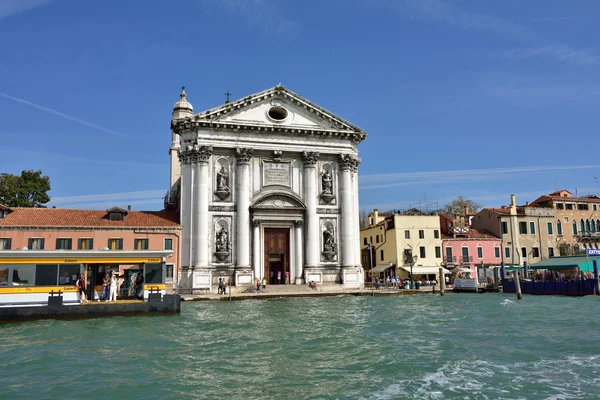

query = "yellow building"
[{"left": 360, "top": 209, "right": 444, "bottom": 279}]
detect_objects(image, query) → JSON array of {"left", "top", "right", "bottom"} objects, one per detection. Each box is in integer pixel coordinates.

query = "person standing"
[
  {"left": 285, "top": 271, "right": 290, "bottom": 285},
  {"left": 76, "top": 273, "right": 87, "bottom": 303},
  {"left": 98, "top": 272, "right": 109, "bottom": 302},
  {"left": 218, "top": 278, "right": 223, "bottom": 295},
  {"left": 109, "top": 272, "right": 118, "bottom": 302},
  {"left": 256, "top": 279, "right": 261, "bottom": 293},
  {"left": 261, "top": 277, "right": 267, "bottom": 291}
]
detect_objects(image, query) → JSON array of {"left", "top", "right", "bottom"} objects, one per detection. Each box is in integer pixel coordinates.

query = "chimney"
[
  {"left": 373, "top": 208, "right": 379, "bottom": 223},
  {"left": 127, "top": 205, "right": 131, "bottom": 212},
  {"left": 464, "top": 205, "right": 469, "bottom": 215},
  {"left": 510, "top": 194, "right": 517, "bottom": 215},
  {"left": 526, "top": 201, "right": 530, "bottom": 206}
]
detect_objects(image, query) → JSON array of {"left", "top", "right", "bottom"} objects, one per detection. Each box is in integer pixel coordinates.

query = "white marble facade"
[{"left": 170, "top": 85, "right": 366, "bottom": 292}]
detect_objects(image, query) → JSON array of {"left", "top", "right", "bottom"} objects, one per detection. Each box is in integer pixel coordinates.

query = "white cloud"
[
  {"left": 498, "top": 45, "right": 598, "bottom": 66},
  {"left": 51, "top": 189, "right": 166, "bottom": 206},
  {"left": 0, "top": 92, "right": 127, "bottom": 138},
  {"left": 359, "top": 165, "right": 600, "bottom": 190},
  {"left": 399, "top": 0, "right": 597, "bottom": 66},
  {"left": 199, "top": 0, "right": 300, "bottom": 34},
  {"left": 0, "top": 0, "right": 52, "bottom": 21}
]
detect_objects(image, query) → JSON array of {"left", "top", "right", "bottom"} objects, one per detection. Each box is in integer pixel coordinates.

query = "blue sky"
[{"left": 1, "top": 0, "right": 599, "bottom": 212}]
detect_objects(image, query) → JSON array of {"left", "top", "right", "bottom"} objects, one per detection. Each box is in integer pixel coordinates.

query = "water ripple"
[{"left": 1, "top": 293, "right": 600, "bottom": 399}]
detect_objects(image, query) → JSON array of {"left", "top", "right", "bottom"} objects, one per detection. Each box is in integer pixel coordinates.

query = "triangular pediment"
[{"left": 193, "top": 86, "right": 364, "bottom": 135}]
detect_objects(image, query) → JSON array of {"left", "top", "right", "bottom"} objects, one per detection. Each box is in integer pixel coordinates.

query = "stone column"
[
  {"left": 235, "top": 148, "right": 253, "bottom": 270},
  {"left": 178, "top": 148, "right": 194, "bottom": 269},
  {"left": 302, "top": 151, "right": 320, "bottom": 268},
  {"left": 339, "top": 154, "right": 359, "bottom": 268},
  {"left": 352, "top": 159, "right": 361, "bottom": 267},
  {"left": 295, "top": 220, "right": 304, "bottom": 284},
  {"left": 192, "top": 145, "right": 213, "bottom": 268},
  {"left": 253, "top": 219, "right": 261, "bottom": 280}
]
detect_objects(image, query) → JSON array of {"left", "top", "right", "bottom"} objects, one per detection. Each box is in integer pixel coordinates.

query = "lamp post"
[{"left": 410, "top": 255, "right": 417, "bottom": 290}]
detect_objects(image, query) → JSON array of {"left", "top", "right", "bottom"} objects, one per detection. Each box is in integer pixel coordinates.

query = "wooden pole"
[
  {"left": 514, "top": 271, "right": 522, "bottom": 300},
  {"left": 439, "top": 267, "right": 445, "bottom": 296},
  {"left": 493, "top": 267, "right": 499, "bottom": 292},
  {"left": 593, "top": 260, "right": 599, "bottom": 296}
]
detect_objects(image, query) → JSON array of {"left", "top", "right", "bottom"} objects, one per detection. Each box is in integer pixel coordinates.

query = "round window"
[{"left": 267, "top": 106, "right": 288, "bottom": 121}]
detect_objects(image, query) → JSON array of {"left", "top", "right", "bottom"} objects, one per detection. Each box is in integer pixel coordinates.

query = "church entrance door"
[{"left": 264, "top": 228, "right": 290, "bottom": 285}]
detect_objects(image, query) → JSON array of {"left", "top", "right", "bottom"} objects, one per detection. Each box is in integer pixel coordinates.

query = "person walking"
[
  {"left": 98, "top": 272, "right": 109, "bottom": 302},
  {"left": 109, "top": 271, "right": 118, "bottom": 302},
  {"left": 218, "top": 278, "right": 223, "bottom": 295},
  {"left": 256, "top": 279, "right": 261, "bottom": 293},
  {"left": 76, "top": 273, "right": 87, "bottom": 303}
]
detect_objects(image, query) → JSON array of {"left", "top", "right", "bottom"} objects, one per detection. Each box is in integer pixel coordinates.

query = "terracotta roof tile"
[{"left": 0, "top": 208, "right": 180, "bottom": 228}]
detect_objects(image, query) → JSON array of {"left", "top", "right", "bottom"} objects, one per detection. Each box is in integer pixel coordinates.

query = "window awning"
[
  {"left": 401, "top": 266, "right": 450, "bottom": 275},
  {"left": 530, "top": 256, "right": 600, "bottom": 273},
  {"left": 371, "top": 264, "right": 395, "bottom": 273}
]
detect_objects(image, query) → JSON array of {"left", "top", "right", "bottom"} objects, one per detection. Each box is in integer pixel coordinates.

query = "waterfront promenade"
[{"left": 181, "top": 285, "right": 446, "bottom": 301}]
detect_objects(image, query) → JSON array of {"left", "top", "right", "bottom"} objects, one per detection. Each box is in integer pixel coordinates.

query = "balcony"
[
  {"left": 461, "top": 255, "right": 473, "bottom": 264},
  {"left": 443, "top": 255, "right": 457, "bottom": 265},
  {"left": 579, "top": 231, "right": 600, "bottom": 241}
]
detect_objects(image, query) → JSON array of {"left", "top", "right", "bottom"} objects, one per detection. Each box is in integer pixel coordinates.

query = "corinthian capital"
[
  {"left": 339, "top": 154, "right": 361, "bottom": 171},
  {"left": 178, "top": 148, "right": 194, "bottom": 165},
  {"left": 235, "top": 148, "right": 254, "bottom": 165},
  {"left": 195, "top": 146, "right": 213, "bottom": 164},
  {"left": 302, "top": 151, "right": 319, "bottom": 166}
]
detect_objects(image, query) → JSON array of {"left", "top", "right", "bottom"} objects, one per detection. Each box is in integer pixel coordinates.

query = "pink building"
[
  {"left": 440, "top": 214, "right": 502, "bottom": 281},
  {"left": 0, "top": 206, "right": 181, "bottom": 290}
]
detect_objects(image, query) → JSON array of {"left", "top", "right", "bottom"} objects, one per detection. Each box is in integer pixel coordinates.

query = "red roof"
[
  {"left": 483, "top": 207, "right": 511, "bottom": 215},
  {"left": 0, "top": 208, "right": 180, "bottom": 228},
  {"left": 442, "top": 228, "right": 500, "bottom": 240}
]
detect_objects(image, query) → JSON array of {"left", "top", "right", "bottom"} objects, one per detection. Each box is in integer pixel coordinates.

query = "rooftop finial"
[
  {"left": 224, "top": 90, "right": 231, "bottom": 104},
  {"left": 180, "top": 86, "right": 187, "bottom": 100}
]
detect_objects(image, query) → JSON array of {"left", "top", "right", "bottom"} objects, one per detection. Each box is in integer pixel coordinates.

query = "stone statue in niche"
[
  {"left": 214, "top": 164, "right": 231, "bottom": 201},
  {"left": 214, "top": 225, "right": 230, "bottom": 261},
  {"left": 320, "top": 167, "right": 335, "bottom": 204},
  {"left": 217, "top": 166, "right": 229, "bottom": 191},
  {"left": 322, "top": 224, "right": 337, "bottom": 261}
]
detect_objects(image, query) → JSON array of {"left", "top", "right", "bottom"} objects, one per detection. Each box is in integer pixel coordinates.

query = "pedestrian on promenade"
[
  {"left": 109, "top": 271, "right": 118, "bottom": 302},
  {"left": 339, "top": 277, "right": 344, "bottom": 290},
  {"left": 256, "top": 279, "right": 261, "bottom": 293},
  {"left": 262, "top": 277, "right": 267, "bottom": 291},
  {"left": 76, "top": 273, "right": 87, "bottom": 303},
  {"left": 218, "top": 278, "right": 223, "bottom": 295},
  {"left": 285, "top": 271, "right": 290, "bottom": 285}
]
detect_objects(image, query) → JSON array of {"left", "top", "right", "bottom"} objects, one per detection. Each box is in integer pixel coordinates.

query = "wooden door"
[{"left": 264, "top": 228, "right": 290, "bottom": 285}]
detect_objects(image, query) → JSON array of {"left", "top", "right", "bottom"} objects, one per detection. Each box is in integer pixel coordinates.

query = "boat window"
[
  {"left": 35, "top": 265, "right": 58, "bottom": 286},
  {"left": 145, "top": 263, "right": 164, "bottom": 284},
  {"left": 12, "top": 265, "right": 36, "bottom": 286},
  {"left": 58, "top": 265, "right": 80, "bottom": 285},
  {"left": 0, "top": 267, "right": 8, "bottom": 286}
]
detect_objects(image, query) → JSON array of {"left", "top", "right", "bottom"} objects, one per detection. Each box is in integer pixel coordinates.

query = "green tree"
[
  {"left": 440, "top": 196, "right": 482, "bottom": 217},
  {"left": 359, "top": 209, "right": 369, "bottom": 229},
  {"left": 0, "top": 170, "right": 51, "bottom": 207}
]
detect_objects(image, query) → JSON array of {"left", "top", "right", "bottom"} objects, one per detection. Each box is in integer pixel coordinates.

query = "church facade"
[{"left": 169, "top": 85, "right": 366, "bottom": 292}]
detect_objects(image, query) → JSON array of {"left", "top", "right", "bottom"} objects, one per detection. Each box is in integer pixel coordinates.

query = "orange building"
[{"left": 0, "top": 206, "right": 181, "bottom": 291}]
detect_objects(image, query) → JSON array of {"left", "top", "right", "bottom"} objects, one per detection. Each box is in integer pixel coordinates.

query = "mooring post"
[
  {"left": 514, "top": 271, "right": 522, "bottom": 300},
  {"left": 439, "top": 267, "right": 445, "bottom": 296},
  {"left": 493, "top": 267, "right": 499, "bottom": 291},
  {"left": 593, "top": 260, "right": 599, "bottom": 296}
]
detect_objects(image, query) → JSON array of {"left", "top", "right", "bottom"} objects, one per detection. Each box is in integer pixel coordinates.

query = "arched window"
[
  {"left": 573, "top": 222, "right": 578, "bottom": 235},
  {"left": 586, "top": 219, "right": 591, "bottom": 232},
  {"left": 581, "top": 219, "right": 585, "bottom": 233},
  {"left": 557, "top": 220, "right": 563, "bottom": 236},
  {"left": 592, "top": 219, "right": 597, "bottom": 233}
]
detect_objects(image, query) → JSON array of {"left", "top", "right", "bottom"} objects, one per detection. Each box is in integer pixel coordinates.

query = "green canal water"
[{"left": 2, "top": 293, "right": 600, "bottom": 399}]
